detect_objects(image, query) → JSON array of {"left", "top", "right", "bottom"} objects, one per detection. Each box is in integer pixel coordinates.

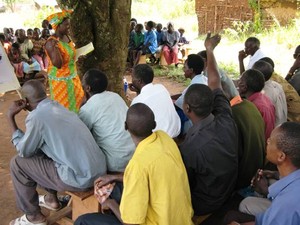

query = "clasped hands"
[
  {"left": 250, "top": 169, "right": 279, "bottom": 197},
  {"left": 94, "top": 174, "right": 116, "bottom": 213}
]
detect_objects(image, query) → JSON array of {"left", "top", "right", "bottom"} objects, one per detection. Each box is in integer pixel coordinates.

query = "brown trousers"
[{"left": 10, "top": 154, "right": 85, "bottom": 215}]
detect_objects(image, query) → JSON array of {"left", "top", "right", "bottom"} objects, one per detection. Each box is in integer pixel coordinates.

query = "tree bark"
[{"left": 57, "top": 0, "right": 131, "bottom": 96}]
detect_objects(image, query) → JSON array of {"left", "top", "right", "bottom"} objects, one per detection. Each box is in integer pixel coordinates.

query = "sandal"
[
  {"left": 9, "top": 214, "right": 47, "bottom": 225},
  {"left": 38, "top": 195, "right": 61, "bottom": 211}
]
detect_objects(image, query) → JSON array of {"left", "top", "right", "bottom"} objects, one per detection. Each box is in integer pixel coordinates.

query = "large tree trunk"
[{"left": 58, "top": 0, "right": 131, "bottom": 96}]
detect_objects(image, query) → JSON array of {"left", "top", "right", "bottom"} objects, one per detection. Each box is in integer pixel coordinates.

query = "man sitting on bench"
[
  {"left": 75, "top": 103, "right": 194, "bottom": 225},
  {"left": 7, "top": 80, "right": 106, "bottom": 225}
]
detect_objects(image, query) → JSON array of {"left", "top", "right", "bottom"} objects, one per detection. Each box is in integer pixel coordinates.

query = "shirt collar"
[
  {"left": 230, "top": 95, "right": 243, "bottom": 106},
  {"left": 135, "top": 132, "right": 157, "bottom": 154},
  {"left": 186, "top": 114, "right": 215, "bottom": 139},
  {"left": 191, "top": 74, "right": 205, "bottom": 82},
  {"left": 248, "top": 92, "right": 261, "bottom": 101},
  {"left": 268, "top": 169, "right": 300, "bottom": 200},
  {"left": 140, "top": 83, "right": 153, "bottom": 93},
  {"left": 36, "top": 98, "right": 51, "bottom": 109}
]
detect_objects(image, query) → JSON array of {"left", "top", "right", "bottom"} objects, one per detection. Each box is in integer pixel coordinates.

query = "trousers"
[{"left": 10, "top": 154, "right": 85, "bottom": 215}]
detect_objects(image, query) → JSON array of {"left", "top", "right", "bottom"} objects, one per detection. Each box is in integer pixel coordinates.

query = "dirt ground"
[{"left": 0, "top": 75, "right": 185, "bottom": 224}]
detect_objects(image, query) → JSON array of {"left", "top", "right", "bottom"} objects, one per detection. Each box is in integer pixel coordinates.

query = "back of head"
[
  {"left": 178, "top": 28, "right": 185, "bottom": 33},
  {"left": 197, "top": 50, "right": 207, "bottom": 61},
  {"left": 259, "top": 57, "right": 275, "bottom": 69},
  {"left": 12, "top": 42, "right": 20, "bottom": 50},
  {"left": 156, "top": 23, "right": 162, "bottom": 30},
  {"left": 186, "top": 54, "right": 205, "bottom": 75},
  {"left": 133, "top": 64, "right": 154, "bottom": 85},
  {"left": 147, "top": 21, "right": 155, "bottom": 29},
  {"left": 83, "top": 69, "right": 108, "bottom": 94},
  {"left": 245, "top": 37, "right": 260, "bottom": 48},
  {"left": 242, "top": 69, "right": 265, "bottom": 92},
  {"left": 135, "top": 23, "right": 144, "bottom": 32},
  {"left": 126, "top": 103, "right": 156, "bottom": 138},
  {"left": 3, "top": 27, "right": 9, "bottom": 34},
  {"left": 276, "top": 122, "right": 300, "bottom": 168},
  {"left": 252, "top": 60, "right": 274, "bottom": 81},
  {"left": 130, "top": 18, "right": 137, "bottom": 23},
  {"left": 184, "top": 84, "right": 213, "bottom": 118},
  {"left": 21, "top": 80, "right": 47, "bottom": 103}
]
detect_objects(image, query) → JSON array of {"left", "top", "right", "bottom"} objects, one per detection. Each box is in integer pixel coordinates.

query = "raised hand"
[{"left": 204, "top": 32, "right": 221, "bottom": 51}]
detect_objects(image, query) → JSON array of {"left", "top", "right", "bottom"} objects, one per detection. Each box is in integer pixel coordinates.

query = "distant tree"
[
  {"left": 3, "top": 0, "right": 16, "bottom": 12},
  {"left": 57, "top": 0, "right": 131, "bottom": 96}
]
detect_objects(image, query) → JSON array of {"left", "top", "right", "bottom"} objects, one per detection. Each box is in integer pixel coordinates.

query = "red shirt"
[{"left": 248, "top": 92, "right": 275, "bottom": 141}]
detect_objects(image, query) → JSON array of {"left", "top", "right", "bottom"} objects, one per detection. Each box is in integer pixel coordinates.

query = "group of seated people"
[
  {"left": 6, "top": 31, "right": 300, "bottom": 225},
  {"left": 0, "top": 22, "right": 51, "bottom": 82},
  {"left": 128, "top": 18, "right": 190, "bottom": 68}
]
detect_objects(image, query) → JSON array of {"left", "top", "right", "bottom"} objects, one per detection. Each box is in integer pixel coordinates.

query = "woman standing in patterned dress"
[{"left": 45, "top": 10, "right": 84, "bottom": 113}]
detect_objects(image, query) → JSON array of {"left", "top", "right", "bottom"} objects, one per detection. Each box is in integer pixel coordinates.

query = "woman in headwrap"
[{"left": 45, "top": 10, "right": 84, "bottom": 113}]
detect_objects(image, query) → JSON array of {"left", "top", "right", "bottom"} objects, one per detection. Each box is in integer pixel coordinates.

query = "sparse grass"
[
  {"left": 219, "top": 62, "right": 240, "bottom": 79},
  {"left": 152, "top": 64, "right": 190, "bottom": 86}
]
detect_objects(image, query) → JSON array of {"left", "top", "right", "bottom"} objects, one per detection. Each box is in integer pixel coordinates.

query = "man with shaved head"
[
  {"left": 7, "top": 80, "right": 106, "bottom": 225},
  {"left": 75, "top": 103, "right": 194, "bottom": 225}
]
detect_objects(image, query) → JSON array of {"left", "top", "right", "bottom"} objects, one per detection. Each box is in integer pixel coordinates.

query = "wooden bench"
[{"left": 47, "top": 189, "right": 101, "bottom": 225}]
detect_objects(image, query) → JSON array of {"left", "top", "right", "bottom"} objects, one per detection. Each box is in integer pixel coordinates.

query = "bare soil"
[{"left": 0, "top": 75, "right": 185, "bottom": 224}]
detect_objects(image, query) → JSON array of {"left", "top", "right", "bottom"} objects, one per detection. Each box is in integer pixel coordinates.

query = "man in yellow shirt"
[{"left": 75, "top": 103, "right": 194, "bottom": 225}]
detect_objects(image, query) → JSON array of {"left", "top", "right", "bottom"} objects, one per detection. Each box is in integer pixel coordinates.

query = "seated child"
[
  {"left": 178, "top": 27, "right": 190, "bottom": 59},
  {"left": 128, "top": 23, "right": 144, "bottom": 67},
  {"left": 8, "top": 42, "right": 41, "bottom": 80}
]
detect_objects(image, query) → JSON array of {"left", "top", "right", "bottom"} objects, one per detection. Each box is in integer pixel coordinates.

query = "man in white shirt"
[
  {"left": 129, "top": 64, "right": 181, "bottom": 138},
  {"left": 239, "top": 37, "right": 265, "bottom": 75}
]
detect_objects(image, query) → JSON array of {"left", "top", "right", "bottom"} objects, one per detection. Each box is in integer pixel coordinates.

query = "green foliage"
[
  {"left": 222, "top": 16, "right": 300, "bottom": 48},
  {"left": 248, "top": 0, "right": 262, "bottom": 33},
  {"left": 223, "top": 20, "right": 254, "bottom": 41},
  {"left": 23, "top": 6, "right": 58, "bottom": 29},
  {"left": 219, "top": 62, "right": 239, "bottom": 79},
  {"left": 260, "top": 17, "right": 300, "bottom": 49}
]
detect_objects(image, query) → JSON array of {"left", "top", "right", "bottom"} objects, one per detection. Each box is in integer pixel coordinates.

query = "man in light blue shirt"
[
  {"left": 228, "top": 122, "right": 300, "bottom": 225},
  {"left": 79, "top": 69, "right": 135, "bottom": 172},
  {"left": 8, "top": 80, "right": 106, "bottom": 225}
]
